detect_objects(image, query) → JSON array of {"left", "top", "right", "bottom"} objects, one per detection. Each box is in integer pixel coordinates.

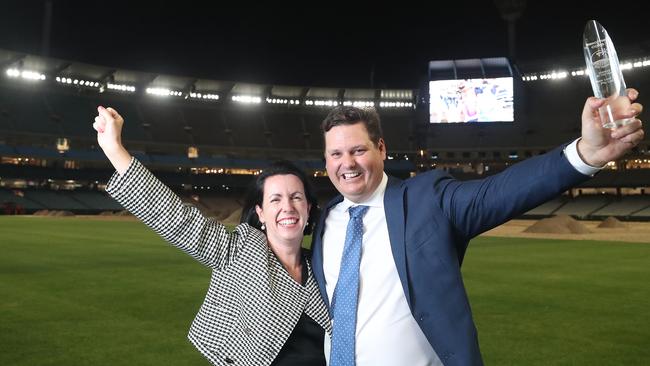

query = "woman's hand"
[{"left": 93, "top": 106, "right": 132, "bottom": 174}]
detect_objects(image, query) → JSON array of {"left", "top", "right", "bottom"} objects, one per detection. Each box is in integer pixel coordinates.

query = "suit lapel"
[
  {"left": 311, "top": 195, "right": 344, "bottom": 312},
  {"left": 384, "top": 177, "right": 411, "bottom": 308}
]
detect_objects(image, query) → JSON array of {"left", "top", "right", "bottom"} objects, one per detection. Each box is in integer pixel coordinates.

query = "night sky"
[{"left": 1, "top": 1, "right": 649, "bottom": 89}]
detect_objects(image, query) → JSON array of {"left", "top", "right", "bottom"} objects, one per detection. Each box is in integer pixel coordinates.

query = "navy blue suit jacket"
[{"left": 311, "top": 144, "right": 591, "bottom": 365}]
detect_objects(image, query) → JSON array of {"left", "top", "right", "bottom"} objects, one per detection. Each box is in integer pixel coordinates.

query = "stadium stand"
[
  {"left": 182, "top": 193, "right": 243, "bottom": 220},
  {"left": 0, "top": 85, "right": 61, "bottom": 135},
  {"left": 180, "top": 106, "right": 231, "bottom": 147},
  {"left": 524, "top": 196, "right": 567, "bottom": 217},
  {"left": 69, "top": 191, "right": 125, "bottom": 211},
  {"left": 139, "top": 101, "right": 191, "bottom": 145},
  {"left": 223, "top": 107, "right": 271, "bottom": 149},
  {"left": 381, "top": 113, "right": 415, "bottom": 152},
  {"left": 0, "top": 189, "right": 45, "bottom": 211},
  {"left": 302, "top": 112, "right": 327, "bottom": 151},
  {"left": 1, "top": 48, "right": 649, "bottom": 219},
  {"left": 630, "top": 205, "right": 650, "bottom": 219},
  {"left": 23, "top": 190, "right": 90, "bottom": 211},
  {"left": 552, "top": 195, "right": 614, "bottom": 219},
  {"left": 44, "top": 92, "right": 95, "bottom": 137},
  {"left": 592, "top": 195, "right": 650, "bottom": 218},
  {"left": 266, "top": 111, "right": 307, "bottom": 150}
]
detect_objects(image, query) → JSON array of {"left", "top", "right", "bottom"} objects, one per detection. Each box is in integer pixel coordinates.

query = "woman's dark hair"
[{"left": 240, "top": 160, "right": 320, "bottom": 235}]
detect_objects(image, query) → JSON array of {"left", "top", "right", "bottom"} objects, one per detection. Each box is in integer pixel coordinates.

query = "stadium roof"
[
  {"left": 0, "top": 48, "right": 417, "bottom": 103},
  {"left": 1, "top": 1, "right": 649, "bottom": 89}
]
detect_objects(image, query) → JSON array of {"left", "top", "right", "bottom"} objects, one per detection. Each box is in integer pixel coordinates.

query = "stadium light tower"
[
  {"left": 494, "top": 0, "right": 527, "bottom": 61},
  {"left": 41, "top": 0, "right": 53, "bottom": 56}
]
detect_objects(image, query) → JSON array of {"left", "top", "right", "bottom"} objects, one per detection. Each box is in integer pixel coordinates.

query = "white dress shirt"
[
  {"left": 322, "top": 139, "right": 597, "bottom": 365},
  {"left": 565, "top": 138, "right": 603, "bottom": 176},
  {"left": 323, "top": 173, "right": 443, "bottom": 366}
]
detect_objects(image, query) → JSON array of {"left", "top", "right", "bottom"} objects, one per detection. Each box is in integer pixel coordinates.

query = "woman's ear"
[{"left": 255, "top": 205, "right": 263, "bottom": 224}]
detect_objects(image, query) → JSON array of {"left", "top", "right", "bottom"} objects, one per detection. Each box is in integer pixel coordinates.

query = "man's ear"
[{"left": 378, "top": 138, "right": 387, "bottom": 160}]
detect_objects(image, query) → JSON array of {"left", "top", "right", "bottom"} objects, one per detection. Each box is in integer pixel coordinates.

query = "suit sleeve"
[
  {"left": 435, "top": 144, "right": 591, "bottom": 240},
  {"left": 105, "top": 157, "right": 249, "bottom": 269}
]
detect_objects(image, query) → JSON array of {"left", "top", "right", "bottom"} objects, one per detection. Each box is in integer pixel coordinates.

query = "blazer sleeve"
[
  {"left": 435, "top": 144, "right": 591, "bottom": 240},
  {"left": 105, "top": 157, "right": 249, "bottom": 269}
]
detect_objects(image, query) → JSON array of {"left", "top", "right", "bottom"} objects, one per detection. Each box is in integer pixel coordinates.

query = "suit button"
[{"left": 225, "top": 357, "right": 234, "bottom": 364}]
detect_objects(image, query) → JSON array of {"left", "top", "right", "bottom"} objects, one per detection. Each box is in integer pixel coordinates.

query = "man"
[{"left": 311, "top": 91, "right": 644, "bottom": 366}]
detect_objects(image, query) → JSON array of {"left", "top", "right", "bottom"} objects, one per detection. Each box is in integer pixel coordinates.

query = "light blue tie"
[{"left": 330, "top": 205, "right": 369, "bottom": 366}]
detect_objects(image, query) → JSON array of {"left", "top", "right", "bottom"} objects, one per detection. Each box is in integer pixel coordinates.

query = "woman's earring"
[{"left": 261, "top": 223, "right": 266, "bottom": 231}]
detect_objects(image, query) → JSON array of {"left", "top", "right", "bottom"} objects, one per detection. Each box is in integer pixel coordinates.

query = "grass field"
[{"left": 1, "top": 216, "right": 649, "bottom": 365}]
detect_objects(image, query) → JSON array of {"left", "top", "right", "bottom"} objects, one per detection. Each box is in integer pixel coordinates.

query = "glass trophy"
[{"left": 583, "top": 20, "right": 632, "bottom": 129}]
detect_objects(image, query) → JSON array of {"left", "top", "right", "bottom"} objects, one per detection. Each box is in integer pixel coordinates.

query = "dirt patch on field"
[
  {"left": 67, "top": 214, "right": 139, "bottom": 221},
  {"left": 483, "top": 219, "right": 650, "bottom": 243},
  {"left": 524, "top": 215, "right": 591, "bottom": 234},
  {"left": 28, "top": 213, "right": 650, "bottom": 243},
  {"left": 597, "top": 216, "right": 628, "bottom": 229},
  {"left": 33, "top": 210, "right": 75, "bottom": 217}
]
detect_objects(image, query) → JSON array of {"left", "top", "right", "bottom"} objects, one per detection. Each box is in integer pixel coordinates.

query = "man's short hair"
[{"left": 321, "top": 106, "right": 384, "bottom": 147}]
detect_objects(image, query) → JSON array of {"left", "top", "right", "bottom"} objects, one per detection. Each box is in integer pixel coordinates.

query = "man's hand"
[{"left": 577, "top": 89, "right": 644, "bottom": 167}]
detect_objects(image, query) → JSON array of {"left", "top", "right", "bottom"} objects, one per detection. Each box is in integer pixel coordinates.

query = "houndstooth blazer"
[{"left": 106, "top": 158, "right": 332, "bottom": 366}]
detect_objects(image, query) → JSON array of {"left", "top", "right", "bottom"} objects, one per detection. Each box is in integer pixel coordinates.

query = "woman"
[{"left": 93, "top": 106, "right": 330, "bottom": 366}]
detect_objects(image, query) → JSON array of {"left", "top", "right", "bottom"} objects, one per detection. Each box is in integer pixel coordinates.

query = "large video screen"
[{"left": 429, "top": 77, "right": 514, "bottom": 123}]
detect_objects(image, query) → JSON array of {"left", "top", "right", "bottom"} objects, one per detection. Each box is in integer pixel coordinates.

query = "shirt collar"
[{"left": 340, "top": 172, "right": 388, "bottom": 211}]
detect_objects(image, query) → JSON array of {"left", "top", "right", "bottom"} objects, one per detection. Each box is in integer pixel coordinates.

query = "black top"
[
  {"left": 271, "top": 312, "right": 326, "bottom": 366},
  {"left": 271, "top": 255, "right": 326, "bottom": 366}
]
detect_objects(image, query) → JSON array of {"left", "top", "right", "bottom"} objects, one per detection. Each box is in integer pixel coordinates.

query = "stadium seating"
[
  {"left": 552, "top": 195, "right": 613, "bottom": 218},
  {"left": 524, "top": 197, "right": 567, "bottom": 217},
  {"left": 180, "top": 106, "right": 231, "bottom": 147},
  {"left": 1, "top": 49, "right": 649, "bottom": 220},
  {"left": 222, "top": 107, "right": 270, "bottom": 149},
  {"left": 0, "top": 189, "right": 45, "bottom": 210},
  {"left": 0, "top": 86, "right": 61, "bottom": 135},
  {"left": 24, "top": 190, "right": 90, "bottom": 211},
  {"left": 69, "top": 191, "right": 125, "bottom": 211},
  {"left": 591, "top": 195, "right": 650, "bottom": 218},
  {"left": 44, "top": 92, "right": 95, "bottom": 138},
  {"left": 138, "top": 101, "right": 191, "bottom": 144},
  {"left": 265, "top": 111, "right": 307, "bottom": 150},
  {"left": 630, "top": 205, "right": 650, "bottom": 219}
]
